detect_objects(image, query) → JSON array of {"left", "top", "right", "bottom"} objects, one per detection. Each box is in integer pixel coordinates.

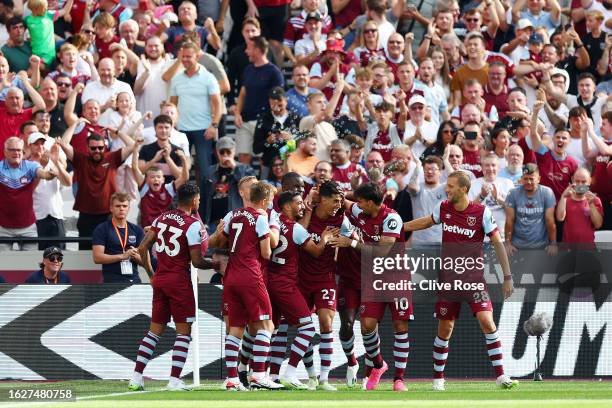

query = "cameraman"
[{"left": 253, "top": 87, "right": 301, "bottom": 179}]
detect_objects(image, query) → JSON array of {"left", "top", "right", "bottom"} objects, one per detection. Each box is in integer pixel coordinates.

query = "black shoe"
[{"left": 239, "top": 371, "right": 249, "bottom": 388}]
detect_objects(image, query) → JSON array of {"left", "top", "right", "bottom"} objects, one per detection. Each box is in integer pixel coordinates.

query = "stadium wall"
[{"left": 0, "top": 284, "right": 610, "bottom": 381}]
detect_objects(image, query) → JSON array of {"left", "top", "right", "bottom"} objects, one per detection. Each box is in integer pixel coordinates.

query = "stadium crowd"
[{"left": 0, "top": 0, "right": 610, "bottom": 394}]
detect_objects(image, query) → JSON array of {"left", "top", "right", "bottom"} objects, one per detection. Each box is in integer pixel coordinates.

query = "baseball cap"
[
  {"left": 305, "top": 12, "right": 321, "bottom": 22},
  {"left": 522, "top": 163, "right": 539, "bottom": 175},
  {"left": 324, "top": 38, "right": 346, "bottom": 54},
  {"left": 517, "top": 18, "right": 534, "bottom": 30},
  {"left": 408, "top": 95, "right": 427, "bottom": 107},
  {"left": 43, "top": 246, "right": 63, "bottom": 259},
  {"left": 216, "top": 136, "right": 236, "bottom": 151},
  {"left": 27, "top": 132, "right": 48, "bottom": 145},
  {"left": 528, "top": 33, "right": 544, "bottom": 44},
  {"left": 269, "top": 86, "right": 286, "bottom": 100}
]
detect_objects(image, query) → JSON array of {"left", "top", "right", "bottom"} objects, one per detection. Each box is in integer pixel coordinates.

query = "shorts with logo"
[
  {"left": 299, "top": 280, "right": 337, "bottom": 312},
  {"left": 268, "top": 280, "right": 313, "bottom": 326},
  {"left": 360, "top": 299, "right": 414, "bottom": 321},
  {"left": 151, "top": 276, "right": 195, "bottom": 324},
  {"left": 223, "top": 281, "right": 273, "bottom": 327},
  {"left": 337, "top": 278, "right": 361, "bottom": 310},
  {"left": 434, "top": 287, "right": 493, "bottom": 320}
]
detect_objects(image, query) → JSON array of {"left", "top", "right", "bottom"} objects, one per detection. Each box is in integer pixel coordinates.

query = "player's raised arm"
[
  {"left": 138, "top": 228, "right": 157, "bottom": 279},
  {"left": 489, "top": 231, "right": 513, "bottom": 299},
  {"left": 302, "top": 226, "right": 339, "bottom": 257}
]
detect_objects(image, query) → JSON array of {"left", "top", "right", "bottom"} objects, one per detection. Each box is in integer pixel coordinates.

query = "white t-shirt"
[
  {"left": 403, "top": 120, "right": 438, "bottom": 159},
  {"left": 566, "top": 135, "right": 595, "bottom": 168},
  {"left": 81, "top": 79, "right": 134, "bottom": 108},
  {"left": 409, "top": 183, "right": 446, "bottom": 245},
  {"left": 294, "top": 35, "right": 326, "bottom": 56},
  {"left": 33, "top": 160, "right": 64, "bottom": 221},
  {"left": 537, "top": 103, "right": 569, "bottom": 136},
  {"left": 566, "top": 95, "right": 606, "bottom": 137},
  {"left": 468, "top": 177, "right": 515, "bottom": 240},
  {"left": 135, "top": 56, "right": 175, "bottom": 127}
]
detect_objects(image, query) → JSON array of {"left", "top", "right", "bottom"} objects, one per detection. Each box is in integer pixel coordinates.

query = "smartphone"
[
  {"left": 574, "top": 185, "right": 589, "bottom": 194},
  {"left": 465, "top": 131, "right": 478, "bottom": 140}
]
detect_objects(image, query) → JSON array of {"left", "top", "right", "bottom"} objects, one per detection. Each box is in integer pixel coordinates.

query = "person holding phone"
[{"left": 555, "top": 168, "right": 603, "bottom": 244}]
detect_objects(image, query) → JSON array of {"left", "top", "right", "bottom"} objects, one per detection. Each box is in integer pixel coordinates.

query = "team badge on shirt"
[
  {"left": 467, "top": 216, "right": 477, "bottom": 227},
  {"left": 440, "top": 307, "right": 447, "bottom": 316}
]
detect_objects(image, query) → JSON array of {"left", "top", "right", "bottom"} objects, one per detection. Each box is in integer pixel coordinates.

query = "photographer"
[
  {"left": 253, "top": 87, "right": 301, "bottom": 179},
  {"left": 556, "top": 168, "right": 603, "bottom": 244}
]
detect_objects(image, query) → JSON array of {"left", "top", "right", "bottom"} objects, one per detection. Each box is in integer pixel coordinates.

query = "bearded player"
[
  {"left": 403, "top": 171, "right": 518, "bottom": 391},
  {"left": 129, "top": 182, "right": 219, "bottom": 391},
  {"left": 267, "top": 191, "right": 337, "bottom": 389},
  {"left": 330, "top": 183, "right": 409, "bottom": 392}
]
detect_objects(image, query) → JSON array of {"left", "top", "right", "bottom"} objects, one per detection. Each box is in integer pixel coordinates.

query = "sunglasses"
[
  {"left": 364, "top": 29, "right": 378, "bottom": 33},
  {"left": 465, "top": 18, "right": 480, "bottom": 23},
  {"left": 89, "top": 146, "right": 105, "bottom": 151},
  {"left": 442, "top": 129, "right": 455, "bottom": 134},
  {"left": 47, "top": 255, "right": 63, "bottom": 262},
  {"left": 57, "top": 82, "right": 72, "bottom": 88}
]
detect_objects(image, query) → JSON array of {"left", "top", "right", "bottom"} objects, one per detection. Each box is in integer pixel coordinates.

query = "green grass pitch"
[{"left": 1, "top": 380, "right": 612, "bottom": 408}]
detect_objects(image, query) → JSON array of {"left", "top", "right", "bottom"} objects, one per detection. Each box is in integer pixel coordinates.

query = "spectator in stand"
[
  {"left": 330, "top": 139, "right": 365, "bottom": 193},
  {"left": 352, "top": 19, "right": 385, "bottom": 68},
  {"left": 450, "top": 32, "right": 489, "bottom": 108},
  {"left": 81, "top": 58, "right": 133, "bottom": 112},
  {"left": 394, "top": 61, "right": 433, "bottom": 121},
  {"left": 39, "top": 78, "right": 68, "bottom": 138},
  {"left": 416, "top": 57, "right": 449, "bottom": 124},
  {"left": 132, "top": 140, "right": 189, "bottom": 228},
  {"left": 92, "top": 192, "right": 144, "bottom": 283},
  {"left": 135, "top": 36, "right": 174, "bottom": 126},
  {"left": 138, "top": 114, "right": 185, "bottom": 185},
  {"left": 581, "top": 112, "right": 612, "bottom": 230},
  {"left": 499, "top": 144, "right": 525, "bottom": 186},
  {"left": 110, "top": 45, "right": 139, "bottom": 89},
  {"left": 556, "top": 168, "right": 603, "bottom": 244},
  {"left": 119, "top": 19, "right": 145, "bottom": 57},
  {"left": 57, "top": 124, "right": 138, "bottom": 249},
  {"left": 299, "top": 85, "right": 344, "bottom": 162},
  {"left": 451, "top": 79, "right": 498, "bottom": 128},
  {"left": 407, "top": 155, "right": 446, "bottom": 246},
  {"left": 93, "top": 12, "right": 121, "bottom": 60},
  {"left": 505, "top": 163, "right": 557, "bottom": 255},
  {"left": 346, "top": 134, "right": 365, "bottom": 165},
  {"left": 91, "top": 0, "right": 133, "bottom": 25},
  {"left": 47, "top": 43, "right": 97, "bottom": 87},
  {"left": 536, "top": 77, "right": 569, "bottom": 137},
  {"left": 0, "top": 79, "right": 46, "bottom": 159},
  {"left": 283, "top": 0, "right": 333, "bottom": 64},
  {"left": 361, "top": 100, "right": 405, "bottom": 163},
  {"left": 293, "top": 12, "right": 327, "bottom": 67},
  {"left": 583, "top": 10, "right": 606, "bottom": 77},
  {"left": 267, "top": 156, "right": 285, "bottom": 188},
  {"left": 234, "top": 36, "right": 284, "bottom": 164},
  {"left": 404, "top": 95, "right": 440, "bottom": 159},
  {"left": 169, "top": 41, "right": 221, "bottom": 184},
  {"left": 421, "top": 120, "right": 457, "bottom": 160},
  {"left": 25, "top": 246, "right": 71, "bottom": 284},
  {"left": 384, "top": 32, "right": 410, "bottom": 83},
  {"left": 490, "top": 128, "right": 511, "bottom": 169},
  {"left": 554, "top": 26, "right": 591, "bottom": 95},
  {"left": 483, "top": 60, "right": 509, "bottom": 119},
  {"left": 201, "top": 136, "right": 255, "bottom": 227},
  {"left": 285, "top": 132, "right": 320, "bottom": 177},
  {"left": 511, "top": 0, "right": 561, "bottom": 35},
  {"left": 33, "top": 110, "right": 52, "bottom": 137},
  {"left": 63, "top": 84, "right": 105, "bottom": 156},
  {"left": 160, "top": 1, "right": 221, "bottom": 53},
  {"left": 459, "top": 121, "right": 485, "bottom": 178},
  {"left": 309, "top": 37, "right": 356, "bottom": 108},
  {"left": 28, "top": 132, "right": 71, "bottom": 250},
  {"left": 468, "top": 153, "right": 515, "bottom": 239},
  {"left": 529, "top": 101, "right": 579, "bottom": 202},
  {"left": 286, "top": 64, "right": 317, "bottom": 118},
  {"left": 253, "top": 87, "right": 301, "bottom": 179},
  {"left": 1, "top": 16, "right": 32, "bottom": 72},
  {"left": 141, "top": 101, "right": 190, "bottom": 156},
  {"left": 334, "top": 90, "right": 365, "bottom": 139},
  {"left": 0, "top": 137, "right": 58, "bottom": 251},
  {"left": 565, "top": 106, "right": 595, "bottom": 168}
]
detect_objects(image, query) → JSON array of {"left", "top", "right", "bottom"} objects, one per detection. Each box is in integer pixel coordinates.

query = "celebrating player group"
[{"left": 127, "top": 170, "right": 518, "bottom": 392}]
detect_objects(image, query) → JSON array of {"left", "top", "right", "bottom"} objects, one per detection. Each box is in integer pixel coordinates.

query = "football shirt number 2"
[{"left": 155, "top": 222, "right": 183, "bottom": 256}]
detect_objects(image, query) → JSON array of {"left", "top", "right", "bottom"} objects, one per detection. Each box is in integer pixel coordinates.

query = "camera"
[
  {"left": 574, "top": 185, "right": 589, "bottom": 194},
  {"left": 465, "top": 131, "right": 478, "bottom": 140}
]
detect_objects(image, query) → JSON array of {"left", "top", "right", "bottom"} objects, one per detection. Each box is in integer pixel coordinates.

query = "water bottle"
[{"left": 279, "top": 139, "right": 296, "bottom": 160}]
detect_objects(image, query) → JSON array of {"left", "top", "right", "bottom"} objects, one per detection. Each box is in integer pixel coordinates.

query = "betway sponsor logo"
[{"left": 443, "top": 222, "right": 476, "bottom": 238}]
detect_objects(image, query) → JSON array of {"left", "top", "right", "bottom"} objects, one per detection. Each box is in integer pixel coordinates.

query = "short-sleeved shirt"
[
  {"left": 165, "top": 25, "right": 209, "bottom": 53},
  {"left": 505, "top": 185, "right": 556, "bottom": 249},
  {"left": 332, "top": 161, "right": 364, "bottom": 193},
  {"left": 92, "top": 220, "right": 144, "bottom": 283},
  {"left": 139, "top": 182, "right": 176, "bottom": 228},
  {"left": 532, "top": 144, "right": 578, "bottom": 201},
  {"left": 591, "top": 141, "right": 612, "bottom": 202},
  {"left": 562, "top": 197, "right": 603, "bottom": 243},
  {"left": 241, "top": 63, "right": 285, "bottom": 121},
  {"left": 519, "top": 10, "right": 560, "bottom": 34},
  {"left": 25, "top": 270, "right": 71, "bottom": 284},
  {"left": 25, "top": 12, "right": 57, "bottom": 64},
  {"left": 0, "top": 108, "right": 33, "bottom": 159},
  {"left": 170, "top": 65, "right": 220, "bottom": 131},
  {"left": 139, "top": 142, "right": 182, "bottom": 184},
  {"left": 468, "top": 177, "right": 516, "bottom": 240},
  {"left": 450, "top": 63, "right": 489, "bottom": 94},
  {"left": 286, "top": 87, "right": 317, "bottom": 117},
  {"left": 0, "top": 159, "right": 40, "bottom": 228},
  {"left": 1, "top": 43, "right": 33, "bottom": 72},
  {"left": 72, "top": 150, "right": 123, "bottom": 214},
  {"left": 222, "top": 207, "right": 270, "bottom": 286},
  {"left": 410, "top": 183, "right": 446, "bottom": 245},
  {"left": 432, "top": 200, "right": 497, "bottom": 243},
  {"left": 267, "top": 213, "right": 311, "bottom": 284}
]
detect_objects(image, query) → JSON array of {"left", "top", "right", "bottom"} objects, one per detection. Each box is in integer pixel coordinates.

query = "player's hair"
[
  {"left": 238, "top": 175, "right": 257, "bottom": 190},
  {"left": 110, "top": 192, "right": 130, "bottom": 204},
  {"left": 281, "top": 172, "right": 302, "bottom": 190},
  {"left": 423, "top": 155, "right": 444, "bottom": 171},
  {"left": 154, "top": 114, "right": 173, "bottom": 127},
  {"left": 93, "top": 12, "right": 116, "bottom": 28},
  {"left": 448, "top": 171, "right": 471, "bottom": 191},
  {"left": 250, "top": 181, "right": 273, "bottom": 204},
  {"left": 353, "top": 182, "right": 384, "bottom": 205},
  {"left": 177, "top": 181, "right": 200, "bottom": 205},
  {"left": 318, "top": 180, "right": 342, "bottom": 198},
  {"left": 278, "top": 190, "right": 301, "bottom": 210}
]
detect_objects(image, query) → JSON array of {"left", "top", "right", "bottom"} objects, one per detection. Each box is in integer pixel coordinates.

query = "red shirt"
[
  {"left": 95, "top": 36, "right": 120, "bottom": 60},
  {"left": 72, "top": 150, "right": 123, "bottom": 214},
  {"left": 0, "top": 159, "right": 39, "bottom": 228},
  {"left": 461, "top": 148, "right": 483, "bottom": 178},
  {"left": 71, "top": 122, "right": 106, "bottom": 156},
  {"left": 0, "top": 108, "right": 33, "bottom": 159},
  {"left": 139, "top": 182, "right": 175, "bottom": 227},
  {"left": 562, "top": 197, "right": 603, "bottom": 243},
  {"left": 151, "top": 209, "right": 202, "bottom": 282},
  {"left": 483, "top": 85, "right": 509, "bottom": 119},
  {"left": 534, "top": 148, "right": 578, "bottom": 201},
  {"left": 334, "top": 0, "right": 363, "bottom": 28},
  {"left": 222, "top": 207, "right": 270, "bottom": 286},
  {"left": 267, "top": 213, "right": 311, "bottom": 284},
  {"left": 332, "top": 162, "right": 364, "bottom": 193},
  {"left": 591, "top": 141, "right": 611, "bottom": 203}
]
